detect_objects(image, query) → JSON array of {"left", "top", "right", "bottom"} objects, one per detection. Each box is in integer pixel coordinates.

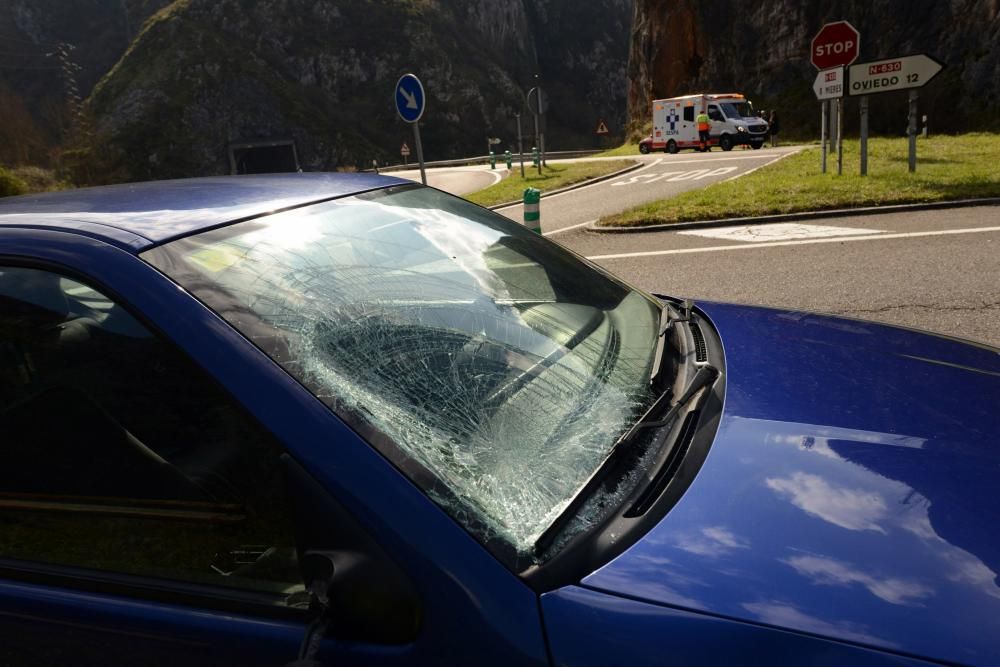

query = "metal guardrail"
[{"left": 374, "top": 149, "right": 602, "bottom": 173}]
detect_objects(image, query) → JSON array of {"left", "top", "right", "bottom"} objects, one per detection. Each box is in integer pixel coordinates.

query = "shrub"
[{"left": 0, "top": 166, "right": 28, "bottom": 198}]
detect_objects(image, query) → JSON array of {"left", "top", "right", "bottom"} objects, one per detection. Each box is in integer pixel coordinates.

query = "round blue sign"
[{"left": 395, "top": 73, "right": 425, "bottom": 124}]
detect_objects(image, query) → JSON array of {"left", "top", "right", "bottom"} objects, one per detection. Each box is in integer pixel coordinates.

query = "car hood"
[{"left": 582, "top": 303, "right": 1000, "bottom": 664}]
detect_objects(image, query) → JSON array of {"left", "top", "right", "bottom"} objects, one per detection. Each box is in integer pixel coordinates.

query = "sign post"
[
  {"left": 849, "top": 54, "right": 944, "bottom": 173},
  {"left": 527, "top": 85, "right": 548, "bottom": 173},
  {"left": 821, "top": 101, "right": 828, "bottom": 174},
  {"left": 813, "top": 67, "right": 844, "bottom": 175},
  {"left": 811, "top": 21, "right": 859, "bottom": 175},
  {"left": 400, "top": 142, "right": 410, "bottom": 167},
  {"left": 860, "top": 96, "right": 869, "bottom": 175},
  {"left": 516, "top": 113, "right": 525, "bottom": 178},
  {"left": 395, "top": 73, "right": 426, "bottom": 185}
]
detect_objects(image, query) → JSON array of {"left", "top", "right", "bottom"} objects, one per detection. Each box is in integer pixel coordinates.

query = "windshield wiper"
[
  {"left": 533, "top": 361, "right": 719, "bottom": 556},
  {"left": 650, "top": 299, "right": 691, "bottom": 388}
]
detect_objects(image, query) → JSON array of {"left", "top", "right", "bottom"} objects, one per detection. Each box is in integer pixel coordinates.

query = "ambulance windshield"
[{"left": 720, "top": 101, "right": 754, "bottom": 119}]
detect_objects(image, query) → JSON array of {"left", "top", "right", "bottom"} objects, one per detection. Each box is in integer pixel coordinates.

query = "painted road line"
[
  {"left": 587, "top": 226, "right": 1000, "bottom": 261},
  {"left": 543, "top": 219, "right": 597, "bottom": 236},
  {"left": 494, "top": 159, "right": 663, "bottom": 211},
  {"left": 679, "top": 222, "right": 884, "bottom": 243}
]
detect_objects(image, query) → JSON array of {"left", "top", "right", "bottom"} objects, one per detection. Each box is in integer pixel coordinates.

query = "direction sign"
[
  {"left": 848, "top": 54, "right": 944, "bottom": 96},
  {"left": 811, "top": 21, "right": 860, "bottom": 70},
  {"left": 526, "top": 87, "right": 549, "bottom": 115},
  {"left": 813, "top": 66, "right": 845, "bottom": 100},
  {"left": 400, "top": 142, "right": 410, "bottom": 156},
  {"left": 395, "top": 73, "right": 425, "bottom": 123}
]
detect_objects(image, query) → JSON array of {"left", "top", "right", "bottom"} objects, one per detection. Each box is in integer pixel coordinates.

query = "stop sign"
[{"left": 811, "top": 21, "right": 860, "bottom": 70}]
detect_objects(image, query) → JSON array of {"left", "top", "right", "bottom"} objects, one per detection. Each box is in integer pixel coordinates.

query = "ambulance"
[{"left": 650, "top": 93, "right": 768, "bottom": 153}]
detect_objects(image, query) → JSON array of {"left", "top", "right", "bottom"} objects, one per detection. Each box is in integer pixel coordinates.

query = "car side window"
[
  {"left": 683, "top": 106, "right": 694, "bottom": 122},
  {"left": 0, "top": 266, "right": 305, "bottom": 605}
]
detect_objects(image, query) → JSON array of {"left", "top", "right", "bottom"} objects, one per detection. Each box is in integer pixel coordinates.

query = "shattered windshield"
[{"left": 144, "top": 185, "right": 660, "bottom": 557}]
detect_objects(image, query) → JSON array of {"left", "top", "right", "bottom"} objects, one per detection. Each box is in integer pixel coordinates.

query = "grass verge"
[
  {"left": 466, "top": 159, "right": 636, "bottom": 207},
  {"left": 598, "top": 134, "right": 1000, "bottom": 227}
]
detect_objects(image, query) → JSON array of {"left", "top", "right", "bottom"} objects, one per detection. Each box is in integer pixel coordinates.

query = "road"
[
  {"left": 392, "top": 164, "right": 506, "bottom": 195},
  {"left": 488, "top": 147, "right": 798, "bottom": 233},
  {"left": 552, "top": 206, "right": 1000, "bottom": 348}
]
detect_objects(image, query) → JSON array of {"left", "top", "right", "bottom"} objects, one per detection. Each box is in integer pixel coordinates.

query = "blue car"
[{"left": 0, "top": 174, "right": 997, "bottom": 666}]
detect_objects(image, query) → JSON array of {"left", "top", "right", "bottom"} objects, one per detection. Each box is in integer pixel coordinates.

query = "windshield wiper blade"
[
  {"left": 533, "top": 362, "right": 719, "bottom": 556},
  {"left": 650, "top": 299, "right": 692, "bottom": 387}
]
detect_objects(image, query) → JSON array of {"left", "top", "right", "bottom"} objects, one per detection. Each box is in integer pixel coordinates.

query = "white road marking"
[
  {"left": 611, "top": 166, "right": 738, "bottom": 187},
  {"left": 679, "top": 222, "right": 884, "bottom": 243},
  {"left": 587, "top": 225, "right": 1000, "bottom": 261},
  {"left": 495, "top": 159, "right": 663, "bottom": 210},
  {"left": 543, "top": 219, "right": 597, "bottom": 236}
]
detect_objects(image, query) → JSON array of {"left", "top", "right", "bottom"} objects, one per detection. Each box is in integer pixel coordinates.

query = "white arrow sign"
[
  {"left": 813, "top": 66, "right": 845, "bottom": 100},
  {"left": 399, "top": 86, "right": 418, "bottom": 109},
  {"left": 849, "top": 54, "right": 944, "bottom": 96}
]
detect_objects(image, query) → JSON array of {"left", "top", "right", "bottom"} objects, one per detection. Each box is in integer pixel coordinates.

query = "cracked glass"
[{"left": 145, "top": 185, "right": 661, "bottom": 556}]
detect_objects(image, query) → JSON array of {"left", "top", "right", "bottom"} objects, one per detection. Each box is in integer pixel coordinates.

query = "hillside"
[
  {"left": 0, "top": 0, "right": 170, "bottom": 165},
  {"left": 627, "top": 0, "right": 1000, "bottom": 138},
  {"left": 81, "top": 0, "right": 631, "bottom": 181}
]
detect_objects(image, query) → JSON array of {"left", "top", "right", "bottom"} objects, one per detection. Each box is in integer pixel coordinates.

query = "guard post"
[
  {"left": 505, "top": 150, "right": 512, "bottom": 169},
  {"left": 523, "top": 188, "right": 541, "bottom": 234},
  {"left": 489, "top": 151, "right": 496, "bottom": 170}
]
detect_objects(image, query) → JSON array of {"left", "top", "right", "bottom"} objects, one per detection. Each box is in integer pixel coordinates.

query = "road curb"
[
  {"left": 587, "top": 197, "right": 1000, "bottom": 234},
  {"left": 487, "top": 161, "right": 644, "bottom": 211}
]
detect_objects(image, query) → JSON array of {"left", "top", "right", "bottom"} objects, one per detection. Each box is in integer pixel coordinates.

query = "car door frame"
[{"left": 0, "top": 226, "right": 549, "bottom": 666}]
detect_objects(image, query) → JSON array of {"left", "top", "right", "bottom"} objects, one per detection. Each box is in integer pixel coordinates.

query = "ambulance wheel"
[
  {"left": 719, "top": 134, "right": 734, "bottom": 152},
  {"left": 751, "top": 142, "right": 763, "bottom": 149},
  {"left": 666, "top": 140, "right": 678, "bottom": 154},
  {"left": 639, "top": 143, "right": 650, "bottom": 154}
]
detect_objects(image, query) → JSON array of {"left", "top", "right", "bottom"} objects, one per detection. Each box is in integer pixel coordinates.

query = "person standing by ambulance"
[{"left": 696, "top": 109, "right": 711, "bottom": 152}]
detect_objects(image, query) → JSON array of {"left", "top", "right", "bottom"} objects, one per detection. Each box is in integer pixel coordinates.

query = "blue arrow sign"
[{"left": 395, "top": 73, "right": 425, "bottom": 123}]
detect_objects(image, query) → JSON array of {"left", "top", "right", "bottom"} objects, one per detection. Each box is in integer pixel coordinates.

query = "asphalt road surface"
[
  {"left": 553, "top": 206, "right": 1000, "bottom": 348},
  {"left": 496, "top": 147, "right": 801, "bottom": 233},
  {"left": 393, "top": 164, "right": 507, "bottom": 195}
]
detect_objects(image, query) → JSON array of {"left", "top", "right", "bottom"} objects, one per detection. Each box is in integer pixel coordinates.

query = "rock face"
[
  {"left": 80, "top": 0, "right": 631, "bottom": 180},
  {"left": 627, "top": 0, "right": 1000, "bottom": 137},
  {"left": 0, "top": 0, "right": 170, "bottom": 164}
]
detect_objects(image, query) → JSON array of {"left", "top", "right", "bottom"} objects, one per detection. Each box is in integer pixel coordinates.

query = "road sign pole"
[
  {"left": 908, "top": 90, "right": 918, "bottom": 173},
  {"left": 837, "top": 97, "right": 844, "bottom": 175},
  {"left": 537, "top": 85, "right": 546, "bottom": 168},
  {"left": 516, "top": 113, "right": 525, "bottom": 178},
  {"left": 412, "top": 121, "right": 426, "bottom": 185},
  {"left": 860, "top": 95, "right": 869, "bottom": 176},
  {"left": 821, "top": 101, "right": 828, "bottom": 174},
  {"left": 532, "top": 109, "right": 541, "bottom": 175}
]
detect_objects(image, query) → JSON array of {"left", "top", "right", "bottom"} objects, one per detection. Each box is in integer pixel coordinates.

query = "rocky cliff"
[
  {"left": 77, "top": 0, "right": 631, "bottom": 181},
  {"left": 627, "top": 0, "right": 1000, "bottom": 137},
  {"left": 0, "top": 0, "right": 171, "bottom": 164}
]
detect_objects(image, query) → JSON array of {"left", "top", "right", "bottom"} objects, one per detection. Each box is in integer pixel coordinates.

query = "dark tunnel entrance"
[{"left": 228, "top": 140, "right": 301, "bottom": 175}]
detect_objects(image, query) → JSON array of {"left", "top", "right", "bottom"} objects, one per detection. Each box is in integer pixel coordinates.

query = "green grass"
[
  {"left": 466, "top": 159, "right": 636, "bottom": 207},
  {"left": 596, "top": 142, "right": 645, "bottom": 157},
  {"left": 598, "top": 133, "right": 1000, "bottom": 227}
]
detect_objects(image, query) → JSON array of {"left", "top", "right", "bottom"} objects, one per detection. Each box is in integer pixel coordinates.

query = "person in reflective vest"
[{"left": 696, "top": 110, "right": 711, "bottom": 152}]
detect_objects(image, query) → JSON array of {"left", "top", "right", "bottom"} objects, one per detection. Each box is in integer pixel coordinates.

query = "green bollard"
[
  {"left": 523, "top": 188, "right": 541, "bottom": 234},
  {"left": 489, "top": 151, "right": 496, "bottom": 170},
  {"left": 531, "top": 146, "right": 539, "bottom": 168},
  {"left": 504, "top": 150, "right": 512, "bottom": 169}
]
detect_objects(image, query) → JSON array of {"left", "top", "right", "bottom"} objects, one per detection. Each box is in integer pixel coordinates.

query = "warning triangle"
[{"left": 595, "top": 120, "right": 609, "bottom": 135}]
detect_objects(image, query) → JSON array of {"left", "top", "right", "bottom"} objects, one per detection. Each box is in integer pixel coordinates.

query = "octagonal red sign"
[{"left": 811, "top": 21, "right": 860, "bottom": 70}]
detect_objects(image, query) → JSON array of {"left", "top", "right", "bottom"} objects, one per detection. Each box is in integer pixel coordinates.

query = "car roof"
[{"left": 0, "top": 173, "right": 409, "bottom": 250}]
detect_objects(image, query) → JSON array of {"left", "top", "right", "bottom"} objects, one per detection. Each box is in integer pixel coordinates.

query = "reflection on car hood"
[{"left": 582, "top": 303, "right": 1000, "bottom": 664}]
